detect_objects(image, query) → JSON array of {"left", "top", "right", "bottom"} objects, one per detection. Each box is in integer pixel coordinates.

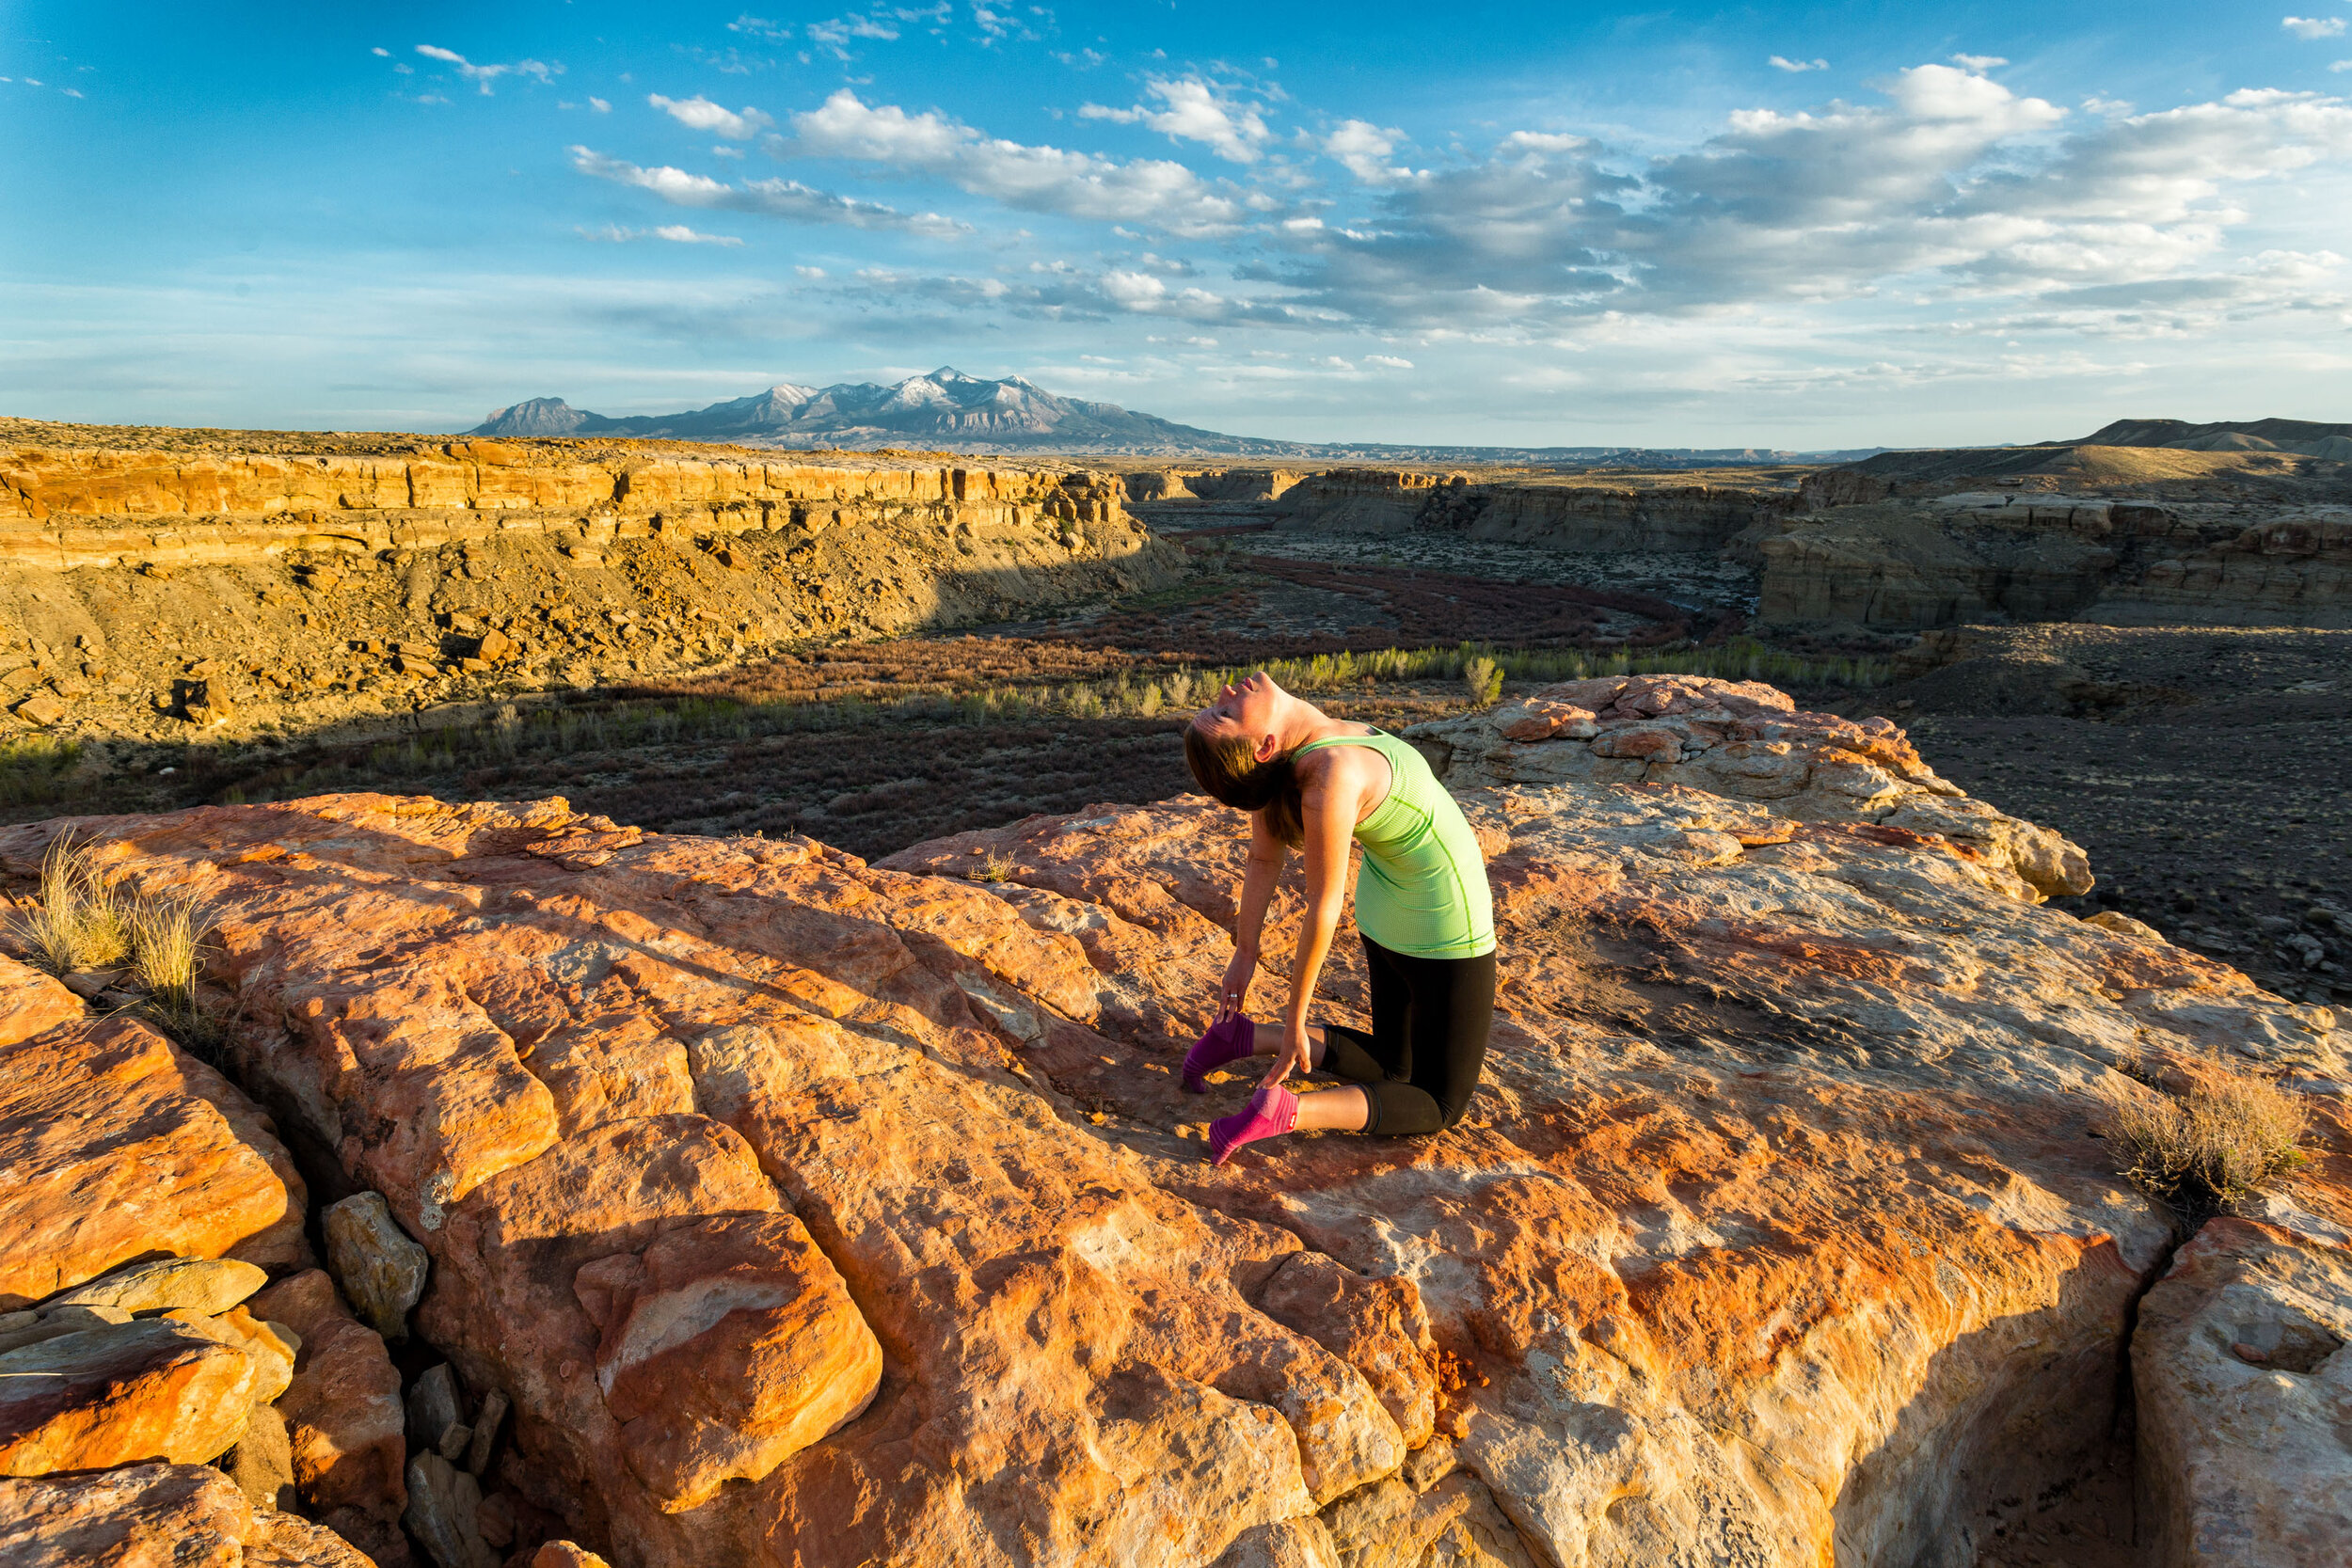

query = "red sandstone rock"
[
  {"left": 0, "top": 1462, "right": 372, "bottom": 1567},
  {"left": 0, "top": 768, "right": 2338, "bottom": 1567},
  {"left": 0, "top": 1008, "right": 308, "bottom": 1310},
  {"left": 0, "top": 1319, "right": 259, "bottom": 1473},
  {"left": 246, "top": 1268, "right": 411, "bottom": 1568}
]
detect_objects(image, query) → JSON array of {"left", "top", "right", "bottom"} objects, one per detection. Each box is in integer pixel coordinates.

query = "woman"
[{"left": 1181, "top": 671, "right": 1496, "bottom": 1165}]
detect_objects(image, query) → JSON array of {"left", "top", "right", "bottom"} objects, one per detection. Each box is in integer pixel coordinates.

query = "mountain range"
[{"left": 468, "top": 368, "right": 1883, "bottom": 463}]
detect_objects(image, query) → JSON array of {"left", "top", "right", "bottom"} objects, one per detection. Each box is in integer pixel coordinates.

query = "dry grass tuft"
[
  {"left": 973, "top": 850, "right": 1017, "bottom": 884},
  {"left": 9, "top": 836, "right": 134, "bottom": 973},
  {"left": 2112, "top": 1062, "right": 2310, "bottom": 1223}
]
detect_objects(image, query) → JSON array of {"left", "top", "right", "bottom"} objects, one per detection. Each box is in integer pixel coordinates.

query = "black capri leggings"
[{"left": 1318, "top": 937, "right": 1496, "bottom": 1136}]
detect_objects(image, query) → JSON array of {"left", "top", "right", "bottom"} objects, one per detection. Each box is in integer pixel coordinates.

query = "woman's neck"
[{"left": 1279, "top": 697, "right": 1361, "bottom": 751}]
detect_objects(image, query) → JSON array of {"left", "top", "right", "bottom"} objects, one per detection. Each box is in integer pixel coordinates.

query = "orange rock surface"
[
  {"left": 0, "top": 1462, "right": 373, "bottom": 1567},
  {"left": 0, "top": 692, "right": 2339, "bottom": 1563},
  {"left": 0, "top": 995, "right": 309, "bottom": 1311},
  {"left": 246, "top": 1269, "right": 410, "bottom": 1567}
]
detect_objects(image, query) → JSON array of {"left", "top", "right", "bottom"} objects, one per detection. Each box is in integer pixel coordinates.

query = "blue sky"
[{"left": 3, "top": 2, "right": 2349, "bottom": 445}]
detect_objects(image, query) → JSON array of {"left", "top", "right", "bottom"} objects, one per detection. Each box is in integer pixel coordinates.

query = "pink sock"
[
  {"left": 1209, "top": 1084, "right": 1298, "bottom": 1166},
  {"left": 1182, "top": 1012, "right": 1256, "bottom": 1093}
]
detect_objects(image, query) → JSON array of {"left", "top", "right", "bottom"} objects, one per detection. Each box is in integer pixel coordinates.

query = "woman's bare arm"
[{"left": 1267, "top": 753, "right": 1371, "bottom": 1084}]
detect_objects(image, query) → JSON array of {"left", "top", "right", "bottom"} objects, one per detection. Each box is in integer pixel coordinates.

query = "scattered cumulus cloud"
[
  {"left": 579, "top": 223, "right": 746, "bottom": 245},
  {"left": 785, "top": 89, "right": 1247, "bottom": 234},
  {"left": 371, "top": 47, "right": 389, "bottom": 57},
  {"left": 1769, "top": 56, "right": 1828, "bottom": 72},
  {"left": 648, "top": 93, "right": 772, "bottom": 138},
  {"left": 570, "top": 145, "right": 970, "bottom": 236},
  {"left": 2282, "top": 16, "right": 2347, "bottom": 39},
  {"left": 1949, "top": 54, "right": 2010, "bottom": 71},
  {"left": 1080, "top": 76, "right": 1271, "bottom": 163},
  {"left": 1326, "top": 119, "right": 1403, "bottom": 182},
  {"left": 414, "top": 44, "right": 560, "bottom": 95}
]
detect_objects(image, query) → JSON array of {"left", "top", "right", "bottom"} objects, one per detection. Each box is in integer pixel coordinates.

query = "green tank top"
[{"left": 1294, "top": 728, "right": 1495, "bottom": 959}]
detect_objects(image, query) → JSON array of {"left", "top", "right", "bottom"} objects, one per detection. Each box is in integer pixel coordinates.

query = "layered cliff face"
[
  {"left": 1121, "top": 468, "right": 1306, "bottom": 504},
  {"left": 0, "top": 438, "right": 1174, "bottom": 740},
  {"left": 1272, "top": 470, "right": 1799, "bottom": 553},
  {"left": 1756, "top": 494, "right": 2352, "bottom": 631},
  {"left": 1, "top": 676, "right": 2342, "bottom": 1567}
]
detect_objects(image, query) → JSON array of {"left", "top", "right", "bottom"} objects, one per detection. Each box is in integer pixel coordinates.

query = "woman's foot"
[
  {"left": 1182, "top": 1012, "right": 1256, "bottom": 1093},
  {"left": 1208, "top": 1084, "right": 1298, "bottom": 1165}
]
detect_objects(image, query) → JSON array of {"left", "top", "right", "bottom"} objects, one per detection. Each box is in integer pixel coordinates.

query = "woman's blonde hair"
[{"left": 1184, "top": 721, "right": 1305, "bottom": 847}]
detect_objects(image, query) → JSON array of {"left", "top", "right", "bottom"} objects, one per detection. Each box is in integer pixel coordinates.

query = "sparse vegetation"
[
  {"left": 0, "top": 734, "right": 85, "bottom": 809},
  {"left": 2112, "top": 1061, "right": 2311, "bottom": 1223},
  {"left": 7, "top": 836, "right": 226, "bottom": 1056},
  {"left": 1463, "top": 655, "right": 1504, "bottom": 708},
  {"left": 974, "top": 851, "right": 1017, "bottom": 883},
  {"left": 10, "top": 835, "right": 133, "bottom": 973}
]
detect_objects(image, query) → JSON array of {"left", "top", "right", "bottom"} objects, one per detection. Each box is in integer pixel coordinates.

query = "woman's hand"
[
  {"left": 1263, "top": 1019, "right": 1313, "bottom": 1089},
  {"left": 1219, "top": 946, "right": 1258, "bottom": 1019}
]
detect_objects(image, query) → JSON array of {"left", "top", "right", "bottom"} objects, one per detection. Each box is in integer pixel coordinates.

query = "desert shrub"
[
  {"left": 1136, "top": 683, "right": 1165, "bottom": 719},
  {"left": 2112, "top": 1064, "right": 2310, "bottom": 1223},
  {"left": 9, "top": 835, "right": 133, "bottom": 973},
  {"left": 1463, "top": 656, "right": 1504, "bottom": 708}
]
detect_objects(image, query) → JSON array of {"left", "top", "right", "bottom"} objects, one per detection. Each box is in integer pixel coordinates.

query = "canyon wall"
[
  {"left": 0, "top": 440, "right": 1178, "bottom": 742},
  {"left": 1271, "top": 469, "right": 1798, "bottom": 552},
  {"left": 1756, "top": 494, "right": 2352, "bottom": 630},
  {"left": 3, "top": 676, "right": 2343, "bottom": 1567},
  {"left": 1121, "top": 468, "right": 1305, "bottom": 505}
]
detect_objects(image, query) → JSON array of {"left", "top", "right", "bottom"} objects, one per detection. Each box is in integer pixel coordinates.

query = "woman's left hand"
[{"left": 1263, "top": 1020, "right": 1313, "bottom": 1089}]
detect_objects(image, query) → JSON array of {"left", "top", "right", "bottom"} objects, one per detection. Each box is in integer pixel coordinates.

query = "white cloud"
[
  {"left": 728, "top": 14, "right": 794, "bottom": 41},
  {"left": 1365, "top": 354, "right": 1414, "bottom": 368},
  {"left": 1080, "top": 76, "right": 1271, "bottom": 164},
  {"left": 648, "top": 93, "right": 772, "bottom": 139},
  {"left": 61, "top": 87, "right": 82, "bottom": 99},
  {"left": 590, "top": 97, "right": 611, "bottom": 113},
  {"left": 578, "top": 223, "right": 746, "bottom": 245},
  {"left": 1326, "top": 119, "right": 1402, "bottom": 182},
  {"left": 1769, "top": 56, "right": 1828, "bottom": 72},
  {"left": 414, "top": 44, "right": 559, "bottom": 95},
  {"left": 785, "top": 89, "right": 1247, "bottom": 234},
  {"left": 2335, "top": 60, "right": 2352, "bottom": 72},
  {"left": 806, "top": 13, "right": 901, "bottom": 58},
  {"left": 796, "top": 265, "right": 827, "bottom": 277},
  {"left": 1259, "top": 67, "right": 2352, "bottom": 341},
  {"left": 2283, "top": 16, "right": 2348, "bottom": 39},
  {"left": 571, "top": 146, "right": 969, "bottom": 236},
  {"left": 1950, "top": 54, "right": 2010, "bottom": 71},
  {"left": 371, "top": 47, "right": 389, "bottom": 57}
]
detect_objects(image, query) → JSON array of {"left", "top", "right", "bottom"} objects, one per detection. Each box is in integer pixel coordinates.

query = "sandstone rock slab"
[
  {"left": 0, "top": 1010, "right": 308, "bottom": 1311},
  {"left": 0, "top": 1461, "right": 371, "bottom": 1568},
  {"left": 1, "top": 777, "right": 2338, "bottom": 1568},
  {"left": 53, "top": 1257, "right": 268, "bottom": 1318},
  {"left": 0, "top": 1319, "right": 257, "bottom": 1474},
  {"left": 2133, "top": 1216, "right": 2352, "bottom": 1566}
]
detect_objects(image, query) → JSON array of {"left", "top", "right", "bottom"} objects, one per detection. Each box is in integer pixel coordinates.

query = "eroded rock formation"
[
  {"left": 0, "top": 436, "right": 1175, "bottom": 740},
  {"left": 1272, "top": 470, "right": 1797, "bottom": 552},
  {"left": 0, "top": 675, "right": 2340, "bottom": 1565}
]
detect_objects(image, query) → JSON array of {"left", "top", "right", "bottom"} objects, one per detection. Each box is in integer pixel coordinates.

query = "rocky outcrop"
[
  {"left": 1122, "top": 468, "right": 1305, "bottom": 504},
  {"left": 0, "top": 985, "right": 309, "bottom": 1310},
  {"left": 1757, "top": 494, "right": 2352, "bottom": 630},
  {"left": 1403, "top": 673, "right": 2092, "bottom": 897},
  {"left": 0, "top": 691, "right": 2339, "bottom": 1564},
  {"left": 1273, "top": 470, "right": 1798, "bottom": 552},
  {"left": 0, "top": 1462, "right": 373, "bottom": 1567},
  {"left": 2132, "top": 1217, "right": 2352, "bottom": 1566},
  {"left": 0, "top": 438, "right": 1179, "bottom": 744},
  {"left": 247, "top": 1269, "right": 411, "bottom": 1566}
]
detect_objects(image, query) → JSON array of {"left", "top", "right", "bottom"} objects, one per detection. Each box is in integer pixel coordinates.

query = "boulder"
[
  {"left": 0, "top": 1008, "right": 309, "bottom": 1311},
  {"left": 2133, "top": 1218, "right": 2352, "bottom": 1566},
  {"left": 0, "top": 1462, "right": 373, "bottom": 1567},
  {"left": 0, "top": 1319, "right": 258, "bottom": 1473},
  {"left": 246, "top": 1268, "right": 409, "bottom": 1567},
  {"left": 161, "top": 1305, "right": 297, "bottom": 1402},
  {"left": 0, "top": 776, "right": 2337, "bottom": 1567},
  {"left": 322, "top": 1191, "right": 430, "bottom": 1342},
  {"left": 225, "top": 1401, "right": 298, "bottom": 1512}
]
